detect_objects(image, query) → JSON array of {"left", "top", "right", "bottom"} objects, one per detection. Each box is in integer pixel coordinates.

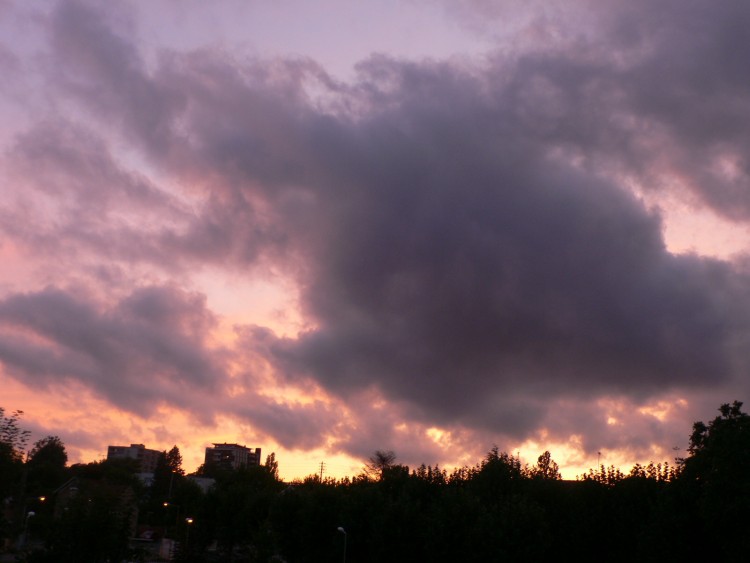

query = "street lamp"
[
  {"left": 19, "top": 511, "right": 36, "bottom": 549},
  {"left": 185, "top": 517, "right": 194, "bottom": 549},
  {"left": 337, "top": 526, "right": 347, "bottom": 563}
]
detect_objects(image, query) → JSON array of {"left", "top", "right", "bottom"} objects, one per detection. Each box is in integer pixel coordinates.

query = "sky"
[{"left": 2, "top": 0, "right": 750, "bottom": 480}]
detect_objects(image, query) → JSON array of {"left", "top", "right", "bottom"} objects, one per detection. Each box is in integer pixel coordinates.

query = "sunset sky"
[{"left": 2, "top": 0, "right": 750, "bottom": 480}]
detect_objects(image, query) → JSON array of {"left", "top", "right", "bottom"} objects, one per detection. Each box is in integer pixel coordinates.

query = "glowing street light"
[
  {"left": 337, "top": 526, "right": 347, "bottom": 563},
  {"left": 185, "top": 517, "right": 194, "bottom": 548}
]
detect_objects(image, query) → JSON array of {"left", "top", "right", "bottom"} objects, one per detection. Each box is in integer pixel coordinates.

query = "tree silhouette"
[
  {"left": 0, "top": 408, "right": 28, "bottom": 544},
  {"left": 26, "top": 435, "right": 68, "bottom": 496},
  {"left": 265, "top": 452, "right": 279, "bottom": 479},
  {"left": 531, "top": 451, "right": 561, "bottom": 480},
  {"left": 680, "top": 400, "right": 750, "bottom": 558},
  {"left": 364, "top": 450, "right": 396, "bottom": 480},
  {"left": 0, "top": 407, "right": 30, "bottom": 460},
  {"left": 166, "top": 445, "right": 184, "bottom": 475},
  {"left": 8, "top": 401, "right": 750, "bottom": 561}
]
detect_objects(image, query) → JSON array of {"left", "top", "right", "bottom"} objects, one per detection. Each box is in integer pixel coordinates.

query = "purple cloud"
[
  {"left": 3, "top": 0, "right": 750, "bottom": 467},
  {"left": 0, "top": 285, "right": 225, "bottom": 419}
]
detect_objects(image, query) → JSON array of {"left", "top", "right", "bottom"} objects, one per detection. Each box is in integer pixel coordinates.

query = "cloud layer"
[{"left": 2, "top": 0, "right": 750, "bottom": 470}]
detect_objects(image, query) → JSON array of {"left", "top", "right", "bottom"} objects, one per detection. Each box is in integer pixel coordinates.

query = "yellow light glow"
[
  {"left": 426, "top": 427, "right": 445, "bottom": 442},
  {"left": 638, "top": 397, "right": 688, "bottom": 421}
]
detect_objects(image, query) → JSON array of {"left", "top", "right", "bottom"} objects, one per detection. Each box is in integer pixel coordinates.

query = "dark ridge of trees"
[{"left": 2, "top": 402, "right": 750, "bottom": 561}]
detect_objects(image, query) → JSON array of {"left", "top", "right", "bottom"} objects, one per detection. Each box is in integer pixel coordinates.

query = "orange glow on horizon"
[
  {"left": 0, "top": 369, "right": 364, "bottom": 481},
  {"left": 0, "top": 365, "right": 693, "bottom": 484}
]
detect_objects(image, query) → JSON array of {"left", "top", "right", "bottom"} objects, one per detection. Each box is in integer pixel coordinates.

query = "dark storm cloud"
[
  {"left": 0, "top": 285, "right": 226, "bottom": 418},
  {"left": 620, "top": 0, "right": 750, "bottom": 220},
  {"left": 331, "top": 395, "right": 455, "bottom": 465},
  {"left": 230, "top": 395, "right": 339, "bottom": 451},
  {"left": 10, "top": 0, "right": 750, "bottom": 451},
  {"left": 264, "top": 151, "right": 745, "bottom": 432},
  {"left": 450, "top": 0, "right": 750, "bottom": 220},
  {"left": 183, "top": 49, "right": 748, "bottom": 438}
]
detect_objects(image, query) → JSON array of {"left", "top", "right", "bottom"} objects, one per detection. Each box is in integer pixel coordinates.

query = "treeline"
[{"left": 2, "top": 402, "right": 750, "bottom": 561}]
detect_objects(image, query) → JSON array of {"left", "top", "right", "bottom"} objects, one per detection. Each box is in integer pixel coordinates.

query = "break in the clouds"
[{"left": 2, "top": 0, "right": 750, "bottom": 471}]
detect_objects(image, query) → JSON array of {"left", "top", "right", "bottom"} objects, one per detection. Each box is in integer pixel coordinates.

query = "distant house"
[
  {"left": 204, "top": 443, "right": 262, "bottom": 471},
  {"left": 107, "top": 443, "right": 162, "bottom": 473}
]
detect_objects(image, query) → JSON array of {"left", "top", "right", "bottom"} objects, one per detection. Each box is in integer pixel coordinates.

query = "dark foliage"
[
  {"left": 4, "top": 402, "right": 750, "bottom": 562},
  {"left": 26, "top": 436, "right": 68, "bottom": 497}
]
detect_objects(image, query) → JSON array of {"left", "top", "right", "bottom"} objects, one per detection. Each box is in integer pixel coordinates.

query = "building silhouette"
[
  {"left": 107, "top": 443, "right": 162, "bottom": 473},
  {"left": 204, "top": 443, "right": 262, "bottom": 471}
]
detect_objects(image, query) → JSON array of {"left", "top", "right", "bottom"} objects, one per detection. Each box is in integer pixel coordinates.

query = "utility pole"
[{"left": 319, "top": 461, "right": 326, "bottom": 482}]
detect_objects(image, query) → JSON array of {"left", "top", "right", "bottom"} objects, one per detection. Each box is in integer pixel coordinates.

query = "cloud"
[
  {"left": 47, "top": 0, "right": 181, "bottom": 156},
  {"left": 0, "top": 117, "right": 289, "bottom": 274},
  {"left": 3, "top": 0, "right": 750, "bottom": 466},
  {"left": 0, "top": 284, "right": 226, "bottom": 419},
  {"left": 199, "top": 55, "right": 747, "bottom": 440},
  {"left": 229, "top": 395, "right": 339, "bottom": 451}
]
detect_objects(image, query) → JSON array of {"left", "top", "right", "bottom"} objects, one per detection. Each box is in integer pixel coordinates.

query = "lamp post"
[
  {"left": 337, "top": 526, "right": 347, "bottom": 563},
  {"left": 185, "top": 517, "right": 194, "bottom": 552},
  {"left": 17, "top": 494, "right": 46, "bottom": 549},
  {"left": 163, "top": 502, "right": 181, "bottom": 529},
  {"left": 19, "top": 511, "right": 36, "bottom": 549}
]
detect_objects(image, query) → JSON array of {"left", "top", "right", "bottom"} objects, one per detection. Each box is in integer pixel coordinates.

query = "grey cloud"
[
  {"left": 1, "top": 120, "right": 184, "bottom": 266},
  {"left": 536, "top": 398, "right": 684, "bottom": 456},
  {"left": 48, "top": 0, "right": 182, "bottom": 156},
  {"left": 244, "top": 70, "right": 747, "bottom": 435},
  {"left": 332, "top": 397, "right": 454, "bottom": 467},
  {"left": 444, "top": 0, "right": 750, "bottom": 219},
  {"left": 6, "top": 121, "right": 177, "bottom": 216},
  {"left": 237, "top": 59, "right": 750, "bottom": 443},
  {"left": 11, "top": 0, "right": 750, "bottom": 454},
  {"left": 23, "top": 419, "right": 104, "bottom": 454},
  {"left": 230, "top": 395, "right": 339, "bottom": 451},
  {"left": 0, "top": 285, "right": 226, "bottom": 418},
  {"left": 1, "top": 119, "right": 285, "bottom": 272}
]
